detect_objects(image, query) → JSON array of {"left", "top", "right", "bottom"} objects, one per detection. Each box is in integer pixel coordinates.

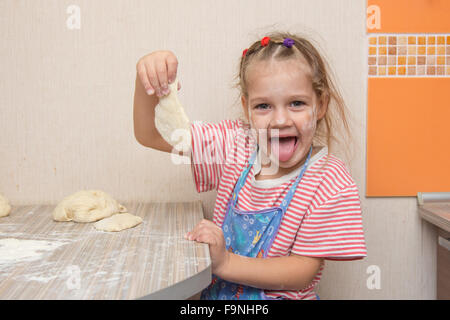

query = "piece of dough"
[
  {"left": 93, "top": 213, "right": 142, "bottom": 232},
  {"left": 52, "top": 190, "right": 127, "bottom": 223},
  {"left": 154, "top": 77, "right": 191, "bottom": 153},
  {"left": 0, "top": 193, "right": 12, "bottom": 217}
]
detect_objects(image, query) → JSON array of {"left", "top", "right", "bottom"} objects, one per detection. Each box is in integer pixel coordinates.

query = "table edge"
[
  {"left": 137, "top": 263, "right": 211, "bottom": 300},
  {"left": 418, "top": 205, "right": 450, "bottom": 233}
]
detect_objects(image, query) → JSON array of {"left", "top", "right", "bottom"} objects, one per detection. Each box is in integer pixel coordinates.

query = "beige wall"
[{"left": 0, "top": 0, "right": 436, "bottom": 299}]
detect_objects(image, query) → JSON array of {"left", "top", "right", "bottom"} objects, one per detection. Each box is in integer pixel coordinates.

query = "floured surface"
[
  {"left": 0, "top": 202, "right": 210, "bottom": 299},
  {"left": 0, "top": 238, "right": 67, "bottom": 264}
]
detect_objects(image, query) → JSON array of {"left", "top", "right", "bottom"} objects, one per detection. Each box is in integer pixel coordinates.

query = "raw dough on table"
[
  {"left": 154, "top": 77, "right": 191, "bottom": 153},
  {"left": 93, "top": 212, "right": 143, "bottom": 232},
  {"left": 0, "top": 193, "right": 11, "bottom": 217},
  {"left": 52, "top": 190, "right": 127, "bottom": 223}
]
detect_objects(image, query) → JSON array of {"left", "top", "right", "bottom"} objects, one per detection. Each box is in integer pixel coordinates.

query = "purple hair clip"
[{"left": 283, "top": 38, "right": 295, "bottom": 48}]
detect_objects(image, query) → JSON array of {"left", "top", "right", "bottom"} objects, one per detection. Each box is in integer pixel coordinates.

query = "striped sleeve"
[
  {"left": 190, "top": 120, "right": 239, "bottom": 193},
  {"left": 292, "top": 183, "right": 367, "bottom": 260}
]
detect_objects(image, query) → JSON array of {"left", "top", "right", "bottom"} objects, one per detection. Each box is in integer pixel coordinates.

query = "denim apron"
[{"left": 201, "top": 145, "right": 313, "bottom": 300}]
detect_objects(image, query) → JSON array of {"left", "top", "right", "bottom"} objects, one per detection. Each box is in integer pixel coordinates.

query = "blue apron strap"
[
  {"left": 231, "top": 146, "right": 258, "bottom": 207},
  {"left": 278, "top": 146, "right": 313, "bottom": 212}
]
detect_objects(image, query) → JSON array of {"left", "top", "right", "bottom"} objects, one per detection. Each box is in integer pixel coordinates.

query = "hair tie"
[
  {"left": 261, "top": 36, "right": 270, "bottom": 47},
  {"left": 242, "top": 48, "right": 248, "bottom": 57},
  {"left": 283, "top": 38, "right": 295, "bottom": 48}
]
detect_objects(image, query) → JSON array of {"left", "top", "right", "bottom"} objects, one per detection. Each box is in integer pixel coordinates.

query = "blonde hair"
[{"left": 231, "top": 31, "right": 354, "bottom": 164}]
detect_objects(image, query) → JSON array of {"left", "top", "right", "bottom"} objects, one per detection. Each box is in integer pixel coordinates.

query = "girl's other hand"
[
  {"left": 185, "top": 219, "right": 230, "bottom": 275},
  {"left": 136, "top": 50, "right": 181, "bottom": 98}
]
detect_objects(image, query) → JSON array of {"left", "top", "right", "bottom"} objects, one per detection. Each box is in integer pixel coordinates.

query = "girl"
[{"left": 133, "top": 31, "right": 367, "bottom": 300}]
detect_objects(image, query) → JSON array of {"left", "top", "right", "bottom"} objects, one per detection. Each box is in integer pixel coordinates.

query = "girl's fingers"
[
  {"left": 187, "top": 225, "right": 205, "bottom": 241},
  {"left": 136, "top": 51, "right": 179, "bottom": 96},
  {"left": 166, "top": 56, "right": 178, "bottom": 85},
  {"left": 155, "top": 59, "right": 169, "bottom": 97},
  {"left": 186, "top": 227, "right": 223, "bottom": 247},
  {"left": 185, "top": 220, "right": 214, "bottom": 241},
  {"left": 178, "top": 81, "right": 181, "bottom": 91},
  {"left": 145, "top": 63, "right": 160, "bottom": 96},
  {"left": 193, "top": 230, "right": 216, "bottom": 245},
  {"left": 137, "top": 65, "right": 154, "bottom": 95},
  {"left": 193, "top": 232, "right": 208, "bottom": 243}
]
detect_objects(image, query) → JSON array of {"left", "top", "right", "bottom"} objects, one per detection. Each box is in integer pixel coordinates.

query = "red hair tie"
[
  {"left": 261, "top": 36, "right": 270, "bottom": 46},
  {"left": 242, "top": 48, "right": 248, "bottom": 57}
]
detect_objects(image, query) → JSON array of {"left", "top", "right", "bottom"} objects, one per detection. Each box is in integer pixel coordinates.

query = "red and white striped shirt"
[{"left": 190, "top": 119, "right": 367, "bottom": 300}]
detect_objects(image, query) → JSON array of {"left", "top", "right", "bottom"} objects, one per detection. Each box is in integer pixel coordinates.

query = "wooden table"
[
  {"left": 0, "top": 201, "right": 211, "bottom": 299},
  {"left": 418, "top": 201, "right": 450, "bottom": 300},
  {"left": 418, "top": 202, "right": 450, "bottom": 233}
]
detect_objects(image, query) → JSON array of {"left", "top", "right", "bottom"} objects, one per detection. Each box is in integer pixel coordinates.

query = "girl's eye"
[
  {"left": 254, "top": 101, "right": 305, "bottom": 109},
  {"left": 292, "top": 101, "right": 305, "bottom": 107},
  {"left": 255, "top": 103, "right": 269, "bottom": 110}
]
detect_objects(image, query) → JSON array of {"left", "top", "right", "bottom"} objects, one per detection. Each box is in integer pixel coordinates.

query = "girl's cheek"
[
  {"left": 250, "top": 116, "right": 269, "bottom": 137},
  {"left": 299, "top": 107, "right": 317, "bottom": 137}
]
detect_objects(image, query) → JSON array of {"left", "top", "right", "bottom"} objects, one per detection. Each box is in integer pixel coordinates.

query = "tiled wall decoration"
[{"left": 368, "top": 34, "right": 450, "bottom": 77}]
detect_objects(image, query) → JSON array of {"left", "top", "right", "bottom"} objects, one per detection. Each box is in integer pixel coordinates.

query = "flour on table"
[
  {"left": 93, "top": 213, "right": 143, "bottom": 232},
  {"left": 0, "top": 238, "right": 67, "bottom": 265},
  {"left": 24, "top": 274, "right": 58, "bottom": 283},
  {"left": 0, "top": 194, "right": 11, "bottom": 218},
  {"left": 52, "top": 190, "right": 127, "bottom": 223}
]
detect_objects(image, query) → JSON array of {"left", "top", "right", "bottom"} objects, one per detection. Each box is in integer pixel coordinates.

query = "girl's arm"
[
  {"left": 133, "top": 74, "right": 172, "bottom": 152},
  {"left": 217, "top": 252, "right": 323, "bottom": 291},
  {"left": 186, "top": 219, "right": 323, "bottom": 291}
]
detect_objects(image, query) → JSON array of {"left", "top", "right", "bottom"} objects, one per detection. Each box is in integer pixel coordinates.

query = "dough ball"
[
  {"left": 154, "top": 77, "right": 191, "bottom": 153},
  {"left": 93, "top": 213, "right": 143, "bottom": 232},
  {"left": 0, "top": 193, "right": 12, "bottom": 218},
  {"left": 52, "top": 190, "right": 127, "bottom": 223}
]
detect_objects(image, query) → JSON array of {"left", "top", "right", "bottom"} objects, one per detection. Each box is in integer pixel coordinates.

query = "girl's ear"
[{"left": 317, "top": 94, "right": 329, "bottom": 120}]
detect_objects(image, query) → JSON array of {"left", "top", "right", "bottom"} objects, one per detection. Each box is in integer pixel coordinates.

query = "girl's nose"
[{"left": 270, "top": 107, "right": 292, "bottom": 127}]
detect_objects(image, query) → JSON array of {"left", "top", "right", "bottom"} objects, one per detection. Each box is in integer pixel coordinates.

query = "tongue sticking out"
[{"left": 271, "top": 137, "right": 297, "bottom": 162}]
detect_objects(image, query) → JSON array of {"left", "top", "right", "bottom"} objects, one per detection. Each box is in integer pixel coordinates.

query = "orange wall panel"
[
  {"left": 366, "top": 0, "right": 450, "bottom": 196},
  {"left": 367, "top": 78, "right": 450, "bottom": 196}
]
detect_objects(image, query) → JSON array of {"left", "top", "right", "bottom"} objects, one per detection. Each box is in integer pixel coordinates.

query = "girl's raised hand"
[{"left": 136, "top": 50, "right": 181, "bottom": 98}]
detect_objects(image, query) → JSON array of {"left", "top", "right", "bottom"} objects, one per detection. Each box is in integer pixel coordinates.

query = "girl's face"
[{"left": 241, "top": 58, "right": 327, "bottom": 176}]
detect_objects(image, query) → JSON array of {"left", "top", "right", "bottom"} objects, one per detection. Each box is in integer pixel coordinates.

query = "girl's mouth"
[{"left": 269, "top": 136, "right": 299, "bottom": 162}]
